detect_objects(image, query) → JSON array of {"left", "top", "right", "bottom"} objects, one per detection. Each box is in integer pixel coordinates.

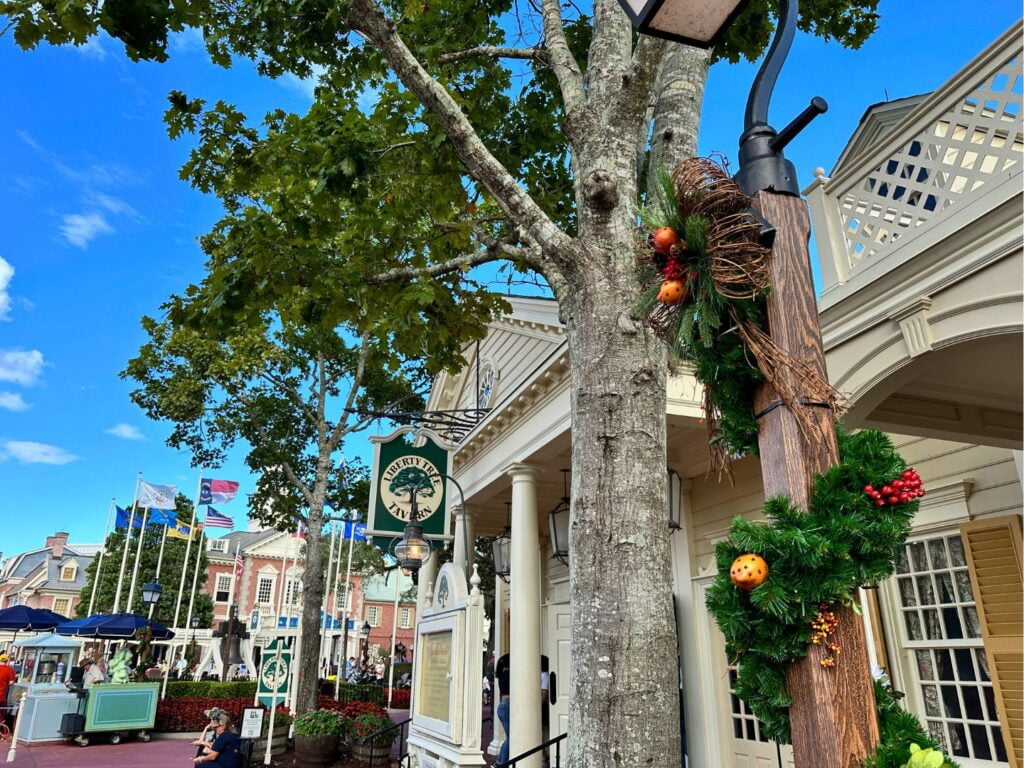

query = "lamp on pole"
[
  {"left": 360, "top": 620, "right": 371, "bottom": 664},
  {"left": 616, "top": 0, "right": 880, "bottom": 764}
]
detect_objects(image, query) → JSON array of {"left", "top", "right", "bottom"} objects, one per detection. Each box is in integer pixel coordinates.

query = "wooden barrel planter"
[
  {"left": 294, "top": 733, "right": 339, "bottom": 766},
  {"left": 252, "top": 724, "right": 289, "bottom": 759},
  {"left": 350, "top": 737, "right": 395, "bottom": 764}
]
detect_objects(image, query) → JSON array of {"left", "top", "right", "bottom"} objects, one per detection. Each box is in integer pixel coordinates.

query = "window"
[
  {"left": 892, "top": 533, "right": 1007, "bottom": 763},
  {"left": 399, "top": 607, "right": 413, "bottom": 629},
  {"left": 209, "top": 539, "right": 227, "bottom": 553},
  {"left": 367, "top": 605, "right": 381, "bottom": 627},
  {"left": 477, "top": 361, "right": 498, "bottom": 409},
  {"left": 257, "top": 576, "right": 275, "bottom": 605},
  {"left": 285, "top": 578, "right": 301, "bottom": 605},
  {"left": 59, "top": 565, "right": 76, "bottom": 582},
  {"left": 215, "top": 574, "right": 232, "bottom": 603},
  {"left": 52, "top": 598, "right": 71, "bottom": 616},
  {"left": 335, "top": 591, "right": 353, "bottom": 613}
]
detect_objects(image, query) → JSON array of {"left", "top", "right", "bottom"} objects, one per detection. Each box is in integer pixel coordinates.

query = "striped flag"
[
  {"left": 204, "top": 508, "right": 234, "bottom": 529},
  {"left": 291, "top": 523, "right": 308, "bottom": 539},
  {"left": 234, "top": 550, "right": 244, "bottom": 580},
  {"left": 199, "top": 479, "right": 240, "bottom": 505}
]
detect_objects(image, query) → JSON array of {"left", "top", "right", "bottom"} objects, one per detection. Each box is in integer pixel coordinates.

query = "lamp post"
[
  {"left": 616, "top": 0, "right": 879, "bottom": 764},
  {"left": 141, "top": 581, "right": 163, "bottom": 609},
  {"left": 492, "top": 502, "right": 511, "bottom": 583},
  {"left": 189, "top": 616, "right": 200, "bottom": 644},
  {"left": 394, "top": 642, "right": 406, "bottom": 662},
  {"left": 395, "top": 490, "right": 432, "bottom": 575},
  {"left": 360, "top": 620, "right": 371, "bottom": 665}
]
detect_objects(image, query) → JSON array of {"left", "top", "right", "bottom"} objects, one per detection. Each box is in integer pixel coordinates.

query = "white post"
[
  {"left": 113, "top": 473, "right": 142, "bottom": 613},
  {"left": 161, "top": 472, "right": 205, "bottom": 699},
  {"left": 453, "top": 504, "right": 469, "bottom": 573},
  {"left": 327, "top": 521, "right": 345, "bottom": 674},
  {"left": 317, "top": 522, "right": 338, "bottom": 679},
  {"left": 226, "top": 541, "right": 242, "bottom": 609},
  {"left": 336, "top": 519, "right": 358, "bottom": 701},
  {"left": 262, "top": 533, "right": 294, "bottom": 767},
  {"left": 4, "top": 691, "right": 25, "bottom": 762},
  {"left": 385, "top": 569, "right": 401, "bottom": 708},
  {"left": 87, "top": 498, "right": 116, "bottom": 616},
  {"left": 506, "top": 464, "right": 542, "bottom": 768},
  {"left": 126, "top": 507, "right": 151, "bottom": 612},
  {"left": 182, "top": 515, "right": 209, "bottom": 670},
  {"left": 149, "top": 524, "right": 170, "bottom": 620},
  {"left": 488, "top": 573, "right": 506, "bottom": 756}
]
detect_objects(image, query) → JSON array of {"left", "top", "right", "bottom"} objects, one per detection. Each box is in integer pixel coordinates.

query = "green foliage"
[
  {"left": 705, "top": 428, "right": 918, "bottom": 743},
  {"left": 77, "top": 493, "right": 213, "bottom": 626},
  {"left": 867, "top": 680, "right": 960, "bottom": 768},
  {"left": 293, "top": 708, "right": 345, "bottom": 736},
  {"left": 165, "top": 680, "right": 258, "bottom": 700}
]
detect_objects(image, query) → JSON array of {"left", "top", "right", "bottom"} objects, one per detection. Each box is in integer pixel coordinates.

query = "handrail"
[
  {"left": 358, "top": 716, "right": 413, "bottom": 768},
  {"left": 497, "top": 732, "right": 568, "bottom": 768}
]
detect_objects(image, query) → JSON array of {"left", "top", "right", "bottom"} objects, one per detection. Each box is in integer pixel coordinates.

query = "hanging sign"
[{"left": 366, "top": 426, "right": 453, "bottom": 540}]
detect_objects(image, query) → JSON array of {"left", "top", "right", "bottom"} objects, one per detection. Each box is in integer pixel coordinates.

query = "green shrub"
[
  {"left": 294, "top": 709, "right": 344, "bottom": 737},
  {"left": 335, "top": 683, "right": 384, "bottom": 705},
  {"left": 165, "top": 680, "right": 258, "bottom": 700}
]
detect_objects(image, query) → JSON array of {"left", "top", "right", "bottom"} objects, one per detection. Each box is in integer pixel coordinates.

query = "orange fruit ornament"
[
  {"left": 730, "top": 553, "right": 769, "bottom": 590},
  {"left": 651, "top": 227, "right": 680, "bottom": 256},
  {"left": 656, "top": 279, "right": 688, "bottom": 305}
]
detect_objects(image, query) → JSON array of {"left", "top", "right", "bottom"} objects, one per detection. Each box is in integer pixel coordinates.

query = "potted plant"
[
  {"left": 293, "top": 709, "right": 343, "bottom": 766},
  {"left": 347, "top": 712, "right": 396, "bottom": 763},
  {"left": 253, "top": 706, "right": 292, "bottom": 759}
]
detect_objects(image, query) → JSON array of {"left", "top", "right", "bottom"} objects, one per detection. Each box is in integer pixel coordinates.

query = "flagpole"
[
  {"left": 336, "top": 514, "right": 357, "bottom": 701},
  {"left": 87, "top": 498, "right": 117, "bottom": 616},
  {"left": 161, "top": 471, "right": 205, "bottom": 699},
  {"left": 261, "top": 531, "right": 294, "bottom": 766},
  {"left": 386, "top": 568, "right": 401, "bottom": 708},
  {"left": 327, "top": 521, "right": 345, "bottom": 675},
  {"left": 113, "top": 473, "right": 142, "bottom": 613},
  {"left": 226, "top": 541, "right": 241, "bottom": 609},
  {"left": 317, "top": 522, "right": 338, "bottom": 680},
  {"left": 183, "top": 514, "right": 208, "bottom": 679},
  {"left": 126, "top": 507, "right": 150, "bottom": 612},
  {"left": 149, "top": 524, "right": 170, "bottom": 620}
]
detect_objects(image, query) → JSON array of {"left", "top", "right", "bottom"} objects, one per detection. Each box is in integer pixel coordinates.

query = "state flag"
[
  {"left": 205, "top": 508, "right": 234, "bottom": 529},
  {"left": 115, "top": 506, "right": 142, "bottom": 529},
  {"left": 149, "top": 509, "right": 177, "bottom": 527},
  {"left": 199, "top": 479, "right": 240, "bottom": 505},
  {"left": 139, "top": 481, "right": 177, "bottom": 510},
  {"left": 167, "top": 521, "right": 200, "bottom": 541},
  {"left": 342, "top": 522, "right": 367, "bottom": 541}
]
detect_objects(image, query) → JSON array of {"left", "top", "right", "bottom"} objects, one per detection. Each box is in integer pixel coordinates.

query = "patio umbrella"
[
  {"left": 55, "top": 612, "right": 175, "bottom": 640},
  {"left": 0, "top": 605, "right": 69, "bottom": 632}
]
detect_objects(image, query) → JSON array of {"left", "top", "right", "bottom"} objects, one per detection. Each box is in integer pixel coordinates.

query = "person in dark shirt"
[
  {"left": 495, "top": 653, "right": 510, "bottom": 765},
  {"left": 192, "top": 713, "right": 241, "bottom": 767}
]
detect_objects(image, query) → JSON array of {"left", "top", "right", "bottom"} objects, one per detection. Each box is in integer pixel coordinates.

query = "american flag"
[
  {"left": 204, "top": 508, "right": 234, "bottom": 529},
  {"left": 233, "top": 550, "right": 244, "bottom": 580},
  {"left": 291, "top": 523, "right": 308, "bottom": 539}
]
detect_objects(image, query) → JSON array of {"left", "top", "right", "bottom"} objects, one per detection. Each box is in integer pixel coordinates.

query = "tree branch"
[
  {"left": 539, "top": 0, "right": 586, "bottom": 116},
  {"left": 349, "top": 0, "right": 574, "bottom": 268},
  {"left": 439, "top": 46, "right": 548, "bottom": 65},
  {"left": 327, "top": 331, "right": 371, "bottom": 452}
]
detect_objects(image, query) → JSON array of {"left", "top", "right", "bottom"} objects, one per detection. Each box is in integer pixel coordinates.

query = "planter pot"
[
  {"left": 253, "top": 725, "right": 290, "bottom": 758},
  {"left": 294, "top": 733, "right": 339, "bottom": 766},
  {"left": 350, "top": 738, "right": 395, "bottom": 764}
]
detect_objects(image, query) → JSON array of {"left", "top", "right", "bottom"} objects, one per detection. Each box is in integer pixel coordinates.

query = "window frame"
[
  {"left": 214, "top": 573, "right": 233, "bottom": 603},
  {"left": 52, "top": 597, "right": 71, "bottom": 616},
  {"left": 59, "top": 564, "right": 77, "bottom": 582},
  {"left": 399, "top": 607, "right": 413, "bottom": 629},
  {"left": 367, "top": 605, "right": 381, "bottom": 627},
  {"left": 256, "top": 576, "right": 275, "bottom": 605}
]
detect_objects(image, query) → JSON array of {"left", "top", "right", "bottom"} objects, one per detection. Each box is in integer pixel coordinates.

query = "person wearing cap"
[
  {"left": 80, "top": 658, "right": 106, "bottom": 687},
  {"left": 192, "top": 711, "right": 240, "bottom": 767},
  {"left": 0, "top": 654, "right": 15, "bottom": 726}
]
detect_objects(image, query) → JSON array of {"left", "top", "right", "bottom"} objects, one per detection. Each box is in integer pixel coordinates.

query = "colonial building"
[
  {"left": 0, "top": 532, "right": 100, "bottom": 618},
  {"left": 413, "top": 24, "right": 1022, "bottom": 768},
  {"left": 361, "top": 571, "right": 417, "bottom": 662}
]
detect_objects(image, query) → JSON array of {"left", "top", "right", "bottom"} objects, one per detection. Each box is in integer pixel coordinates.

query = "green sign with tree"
[{"left": 368, "top": 428, "right": 450, "bottom": 539}]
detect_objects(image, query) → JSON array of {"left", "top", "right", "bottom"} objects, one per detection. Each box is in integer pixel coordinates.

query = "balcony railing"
[{"left": 808, "top": 22, "right": 1022, "bottom": 299}]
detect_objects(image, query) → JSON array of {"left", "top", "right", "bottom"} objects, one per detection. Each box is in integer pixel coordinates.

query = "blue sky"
[{"left": 0, "top": 2, "right": 1018, "bottom": 557}]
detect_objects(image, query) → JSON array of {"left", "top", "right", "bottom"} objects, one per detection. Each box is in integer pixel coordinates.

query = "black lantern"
[
  {"left": 547, "top": 469, "right": 570, "bottom": 566},
  {"left": 492, "top": 502, "right": 512, "bottom": 583},
  {"left": 361, "top": 621, "right": 371, "bottom": 640},
  {"left": 360, "top": 620, "right": 372, "bottom": 663},
  {"left": 394, "top": 642, "right": 406, "bottom": 660},
  {"left": 614, "top": 0, "right": 751, "bottom": 48},
  {"left": 667, "top": 468, "right": 683, "bottom": 531},
  {"left": 141, "top": 581, "right": 163, "bottom": 606},
  {"left": 395, "top": 491, "right": 432, "bottom": 573}
]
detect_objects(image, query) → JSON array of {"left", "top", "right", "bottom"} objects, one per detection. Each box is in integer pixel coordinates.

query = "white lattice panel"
[{"left": 837, "top": 50, "right": 1022, "bottom": 269}]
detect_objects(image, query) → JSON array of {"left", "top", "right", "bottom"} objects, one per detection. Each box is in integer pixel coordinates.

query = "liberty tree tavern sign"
[
  {"left": 366, "top": 426, "right": 453, "bottom": 540},
  {"left": 408, "top": 562, "right": 488, "bottom": 768}
]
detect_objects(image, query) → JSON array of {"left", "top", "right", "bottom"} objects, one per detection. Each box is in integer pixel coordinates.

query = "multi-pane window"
[
  {"left": 728, "top": 666, "right": 769, "bottom": 744},
  {"left": 895, "top": 533, "right": 1007, "bottom": 763},
  {"left": 257, "top": 577, "right": 274, "bottom": 605},
  {"left": 52, "top": 598, "right": 71, "bottom": 616},
  {"left": 335, "top": 591, "right": 353, "bottom": 613},
  {"left": 285, "top": 578, "right": 301, "bottom": 605},
  {"left": 215, "top": 574, "right": 232, "bottom": 603},
  {"left": 367, "top": 605, "right": 381, "bottom": 627},
  {"left": 60, "top": 565, "right": 76, "bottom": 582},
  {"left": 399, "top": 607, "right": 413, "bottom": 628}
]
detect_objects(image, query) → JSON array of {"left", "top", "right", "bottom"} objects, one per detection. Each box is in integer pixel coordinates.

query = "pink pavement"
[{"left": 5, "top": 738, "right": 193, "bottom": 767}]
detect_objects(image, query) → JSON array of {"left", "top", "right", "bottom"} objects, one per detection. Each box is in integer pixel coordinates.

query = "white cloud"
[
  {"left": 170, "top": 28, "right": 205, "bottom": 54},
  {"left": 86, "top": 191, "right": 142, "bottom": 221},
  {"left": 60, "top": 212, "right": 115, "bottom": 248},
  {"left": 105, "top": 423, "right": 145, "bottom": 441},
  {"left": 0, "top": 349, "right": 44, "bottom": 386},
  {"left": 281, "top": 65, "right": 329, "bottom": 100},
  {"left": 0, "top": 257, "right": 12, "bottom": 321},
  {"left": 1, "top": 440, "right": 79, "bottom": 465},
  {"left": 0, "top": 393, "right": 29, "bottom": 412},
  {"left": 76, "top": 37, "right": 107, "bottom": 60}
]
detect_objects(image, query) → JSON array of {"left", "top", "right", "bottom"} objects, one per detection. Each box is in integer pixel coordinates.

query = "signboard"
[
  {"left": 249, "top": 609, "right": 261, "bottom": 632},
  {"left": 415, "top": 630, "right": 453, "bottom": 722},
  {"left": 367, "top": 427, "right": 453, "bottom": 540},
  {"left": 240, "top": 707, "right": 265, "bottom": 739},
  {"left": 257, "top": 637, "right": 292, "bottom": 709}
]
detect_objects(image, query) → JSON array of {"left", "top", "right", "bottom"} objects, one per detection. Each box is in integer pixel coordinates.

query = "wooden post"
[{"left": 751, "top": 191, "right": 880, "bottom": 767}]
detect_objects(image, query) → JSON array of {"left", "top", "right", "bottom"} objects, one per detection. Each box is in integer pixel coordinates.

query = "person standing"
[
  {"left": 0, "top": 654, "right": 16, "bottom": 726},
  {"left": 496, "top": 653, "right": 510, "bottom": 765}
]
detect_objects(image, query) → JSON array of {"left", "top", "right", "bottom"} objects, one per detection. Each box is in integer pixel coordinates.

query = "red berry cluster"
[
  {"left": 810, "top": 604, "right": 841, "bottom": 668},
  {"left": 863, "top": 468, "right": 925, "bottom": 507}
]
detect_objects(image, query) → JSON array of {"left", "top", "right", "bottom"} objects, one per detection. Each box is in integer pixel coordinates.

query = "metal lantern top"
[
  {"left": 548, "top": 470, "right": 571, "bottom": 566},
  {"left": 141, "top": 581, "right": 163, "bottom": 606},
  {"left": 190, "top": 616, "right": 201, "bottom": 629},
  {"left": 615, "top": 0, "right": 751, "bottom": 47},
  {"left": 492, "top": 501, "right": 512, "bottom": 582},
  {"left": 361, "top": 621, "right": 371, "bottom": 638}
]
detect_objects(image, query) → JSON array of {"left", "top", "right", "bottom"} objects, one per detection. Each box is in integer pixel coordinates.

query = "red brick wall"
[{"left": 365, "top": 600, "right": 416, "bottom": 660}]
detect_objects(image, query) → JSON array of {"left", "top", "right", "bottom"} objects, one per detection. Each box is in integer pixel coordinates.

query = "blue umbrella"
[
  {"left": 0, "top": 605, "right": 68, "bottom": 632},
  {"left": 56, "top": 612, "right": 175, "bottom": 640}
]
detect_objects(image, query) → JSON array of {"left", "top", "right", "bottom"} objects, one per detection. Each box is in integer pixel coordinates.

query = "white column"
[
  {"left": 417, "top": 552, "right": 438, "bottom": 620},
  {"left": 452, "top": 506, "right": 476, "bottom": 575},
  {"left": 488, "top": 574, "right": 506, "bottom": 756},
  {"left": 506, "top": 464, "right": 542, "bottom": 768}
]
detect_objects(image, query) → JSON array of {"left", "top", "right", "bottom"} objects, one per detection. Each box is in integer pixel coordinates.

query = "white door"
[
  {"left": 724, "top": 664, "right": 795, "bottom": 768},
  {"left": 546, "top": 603, "right": 571, "bottom": 738}
]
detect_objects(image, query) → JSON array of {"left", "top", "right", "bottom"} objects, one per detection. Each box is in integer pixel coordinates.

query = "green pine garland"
[{"left": 705, "top": 428, "right": 956, "bottom": 765}]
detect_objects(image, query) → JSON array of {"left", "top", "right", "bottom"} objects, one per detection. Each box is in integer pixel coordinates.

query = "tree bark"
[{"left": 297, "top": 487, "right": 328, "bottom": 712}]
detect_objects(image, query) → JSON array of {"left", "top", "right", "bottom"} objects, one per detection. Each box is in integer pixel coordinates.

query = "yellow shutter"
[{"left": 960, "top": 515, "right": 1023, "bottom": 768}]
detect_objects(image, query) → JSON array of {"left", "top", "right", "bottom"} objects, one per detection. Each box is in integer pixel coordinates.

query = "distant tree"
[{"left": 78, "top": 493, "right": 214, "bottom": 627}]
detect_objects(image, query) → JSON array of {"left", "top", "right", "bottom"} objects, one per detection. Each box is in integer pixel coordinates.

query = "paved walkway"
[{"left": 5, "top": 738, "right": 189, "bottom": 767}]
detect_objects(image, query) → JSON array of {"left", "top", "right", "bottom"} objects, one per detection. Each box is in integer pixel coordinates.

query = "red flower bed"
[
  {"left": 155, "top": 696, "right": 254, "bottom": 732},
  {"left": 385, "top": 688, "right": 411, "bottom": 709}
]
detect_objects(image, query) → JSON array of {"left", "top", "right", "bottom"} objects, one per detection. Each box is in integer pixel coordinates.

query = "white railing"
[{"left": 808, "top": 22, "right": 1022, "bottom": 296}]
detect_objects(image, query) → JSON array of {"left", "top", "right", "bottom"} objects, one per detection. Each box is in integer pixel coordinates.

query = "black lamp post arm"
[{"left": 743, "top": 0, "right": 798, "bottom": 131}]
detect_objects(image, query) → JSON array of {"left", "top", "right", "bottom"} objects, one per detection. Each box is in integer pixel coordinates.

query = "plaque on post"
[{"left": 407, "top": 563, "right": 488, "bottom": 767}]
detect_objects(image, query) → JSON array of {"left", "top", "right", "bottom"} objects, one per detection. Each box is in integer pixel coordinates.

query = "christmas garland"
[
  {"left": 637, "top": 158, "right": 842, "bottom": 473},
  {"left": 705, "top": 427, "right": 955, "bottom": 766}
]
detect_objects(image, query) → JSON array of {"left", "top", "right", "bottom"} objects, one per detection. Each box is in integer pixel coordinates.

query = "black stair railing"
[
  {"left": 496, "top": 733, "right": 568, "bottom": 768},
  {"left": 358, "top": 716, "right": 413, "bottom": 767}
]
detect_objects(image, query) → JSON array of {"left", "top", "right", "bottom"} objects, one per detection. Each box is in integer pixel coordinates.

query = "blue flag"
[
  {"left": 115, "top": 506, "right": 143, "bottom": 529},
  {"left": 149, "top": 509, "right": 177, "bottom": 527},
  {"left": 342, "top": 522, "right": 367, "bottom": 541}
]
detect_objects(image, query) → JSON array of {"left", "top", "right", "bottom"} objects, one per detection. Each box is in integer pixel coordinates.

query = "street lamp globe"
[
  {"left": 361, "top": 621, "right": 371, "bottom": 640},
  {"left": 395, "top": 519, "right": 431, "bottom": 573},
  {"left": 190, "top": 616, "right": 201, "bottom": 629},
  {"left": 547, "top": 470, "right": 571, "bottom": 566},
  {"left": 614, "top": 0, "right": 751, "bottom": 48},
  {"left": 141, "top": 581, "right": 163, "bottom": 606}
]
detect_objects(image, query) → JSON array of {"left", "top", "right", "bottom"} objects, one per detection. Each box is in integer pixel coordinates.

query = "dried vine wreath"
[{"left": 637, "top": 157, "right": 843, "bottom": 472}]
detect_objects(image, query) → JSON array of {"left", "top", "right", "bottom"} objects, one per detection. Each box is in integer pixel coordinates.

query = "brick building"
[
  {"left": 360, "top": 571, "right": 416, "bottom": 662},
  {"left": 0, "top": 532, "right": 100, "bottom": 618}
]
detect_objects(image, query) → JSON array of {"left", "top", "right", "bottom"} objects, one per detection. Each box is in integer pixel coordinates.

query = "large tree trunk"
[
  {"left": 297, "top": 494, "right": 328, "bottom": 711},
  {"left": 561, "top": 246, "right": 680, "bottom": 767}
]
